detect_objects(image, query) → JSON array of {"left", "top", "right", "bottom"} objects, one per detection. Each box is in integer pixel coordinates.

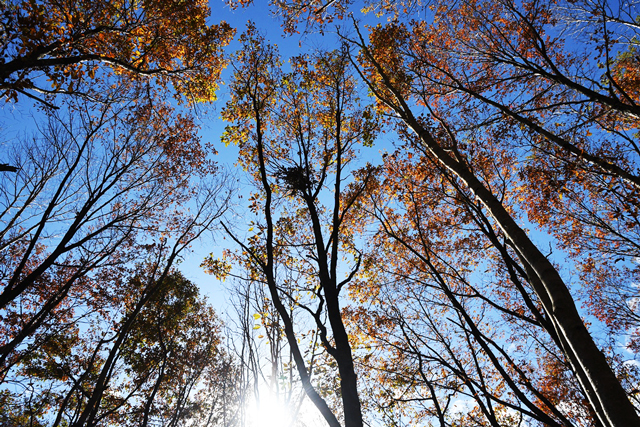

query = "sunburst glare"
[{"left": 246, "top": 390, "right": 295, "bottom": 427}]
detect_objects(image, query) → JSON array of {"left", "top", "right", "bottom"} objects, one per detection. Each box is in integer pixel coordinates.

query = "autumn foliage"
[
  {"left": 3, "top": 0, "right": 640, "bottom": 426},
  {"left": 220, "top": 0, "right": 640, "bottom": 426},
  {"left": 0, "top": 0, "right": 233, "bottom": 104},
  {"left": 0, "top": 0, "right": 238, "bottom": 425}
]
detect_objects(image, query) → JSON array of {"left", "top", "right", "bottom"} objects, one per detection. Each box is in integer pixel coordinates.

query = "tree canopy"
[
  {"left": 2, "top": 0, "right": 640, "bottom": 426},
  {"left": 0, "top": 0, "right": 233, "bottom": 104}
]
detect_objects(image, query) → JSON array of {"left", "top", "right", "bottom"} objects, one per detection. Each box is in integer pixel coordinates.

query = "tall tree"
[
  {"left": 0, "top": 2, "right": 239, "bottom": 426},
  {"left": 344, "top": 1, "right": 640, "bottom": 424},
  {"left": 212, "top": 26, "right": 378, "bottom": 427}
]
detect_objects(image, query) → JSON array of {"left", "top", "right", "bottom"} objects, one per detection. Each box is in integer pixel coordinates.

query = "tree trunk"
[{"left": 405, "top": 115, "right": 640, "bottom": 427}]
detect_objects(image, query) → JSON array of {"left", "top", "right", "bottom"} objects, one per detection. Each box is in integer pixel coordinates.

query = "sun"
[{"left": 246, "top": 389, "right": 295, "bottom": 427}]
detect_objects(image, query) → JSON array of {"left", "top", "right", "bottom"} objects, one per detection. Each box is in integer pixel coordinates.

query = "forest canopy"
[{"left": 1, "top": 0, "right": 640, "bottom": 426}]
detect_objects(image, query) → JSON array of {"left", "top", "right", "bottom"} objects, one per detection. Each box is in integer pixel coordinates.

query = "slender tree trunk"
[
  {"left": 354, "top": 36, "right": 639, "bottom": 423},
  {"left": 406, "top": 116, "right": 640, "bottom": 427},
  {"left": 251, "top": 108, "right": 343, "bottom": 427}
]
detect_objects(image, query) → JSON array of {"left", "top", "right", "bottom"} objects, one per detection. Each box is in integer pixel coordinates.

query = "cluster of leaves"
[{"left": 0, "top": 0, "right": 234, "bottom": 105}]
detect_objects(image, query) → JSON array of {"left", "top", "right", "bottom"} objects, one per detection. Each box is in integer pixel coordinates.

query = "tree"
[
  {"left": 211, "top": 26, "right": 378, "bottom": 427},
  {"left": 1, "top": 264, "right": 238, "bottom": 427},
  {"left": 0, "top": 2, "right": 240, "bottom": 426},
  {"left": 0, "top": 78, "right": 232, "bottom": 388},
  {"left": 0, "top": 0, "right": 234, "bottom": 105}
]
